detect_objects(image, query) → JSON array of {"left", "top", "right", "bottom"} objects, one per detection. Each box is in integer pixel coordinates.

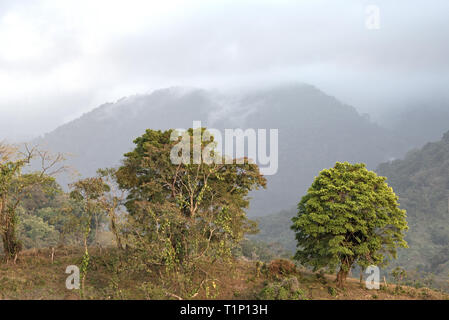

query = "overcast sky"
[{"left": 0, "top": 0, "right": 448, "bottom": 141}]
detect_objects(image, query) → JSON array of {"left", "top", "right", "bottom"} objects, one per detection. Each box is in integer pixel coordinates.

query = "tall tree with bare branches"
[{"left": 0, "top": 143, "right": 66, "bottom": 260}]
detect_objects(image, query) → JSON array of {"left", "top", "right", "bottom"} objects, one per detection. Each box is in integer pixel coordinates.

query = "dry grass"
[{"left": 0, "top": 248, "right": 447, "bottom": 300}]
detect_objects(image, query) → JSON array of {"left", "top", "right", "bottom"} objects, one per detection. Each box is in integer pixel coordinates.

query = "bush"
[
  {"left": 327, "top": 286, "right": 337, "bottom": 297},
  {"left": 18, "top": 212, "right": 59, "bottom": 249},
  {"left": 268, "top": 259, "right": 297, "bottom": 278},
  {"left": 257, "top": 277, "right": 306, "bottom": 300}
]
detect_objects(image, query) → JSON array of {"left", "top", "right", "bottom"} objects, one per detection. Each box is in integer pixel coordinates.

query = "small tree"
[
  {"left": 70, "top": 169, "right": 126, "bottom": 250},
  {"left": 391, "top": 266, "right": 407, "bottom": 289},
  {"left": 97, "top": 168, "right": 125, "bottom": 250},
  {"left": 115, "top": 128, "right": 266, "bottom": 298},
  {"left": 69, "top": 177, "right": 109, "bottom": 296},
  {"left": 0, "top": 143, "right": 65, "bottom": 260},
  {"left": 291, "top": 162, "right": 408, "bottom": 288}
]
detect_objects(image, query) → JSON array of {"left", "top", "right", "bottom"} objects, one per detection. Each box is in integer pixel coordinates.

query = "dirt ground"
[{"left": 0, "top": 247, "right": 446, "bottom": 300}]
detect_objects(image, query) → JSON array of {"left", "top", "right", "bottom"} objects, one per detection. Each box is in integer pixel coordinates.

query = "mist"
[{"left": 1, "top": 0, "right": 448, "bottom": 141}]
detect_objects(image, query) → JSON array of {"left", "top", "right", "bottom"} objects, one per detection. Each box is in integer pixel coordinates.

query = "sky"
[{"left": 0, "top": 0, "right": 448, "bottom": 141}]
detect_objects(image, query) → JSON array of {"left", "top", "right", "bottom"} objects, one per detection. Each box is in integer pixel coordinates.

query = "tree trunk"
[
  {"left": 336, "top": 258, "right": 353, "bottom": 288},
  {"left": 2, "top": 218, "right": 22, "bottom": 261},
  {"left": 336, "top": 269, "right": 348, "bottom": 288},
  {"left": 109, "top": 208, "right": 123, "bottom": 250},
  {"left": 0, "top": 196, "right": 22, "bottom": 260},
  {"left": 94, "top": 213, "right": 99, "bottom": 245}
]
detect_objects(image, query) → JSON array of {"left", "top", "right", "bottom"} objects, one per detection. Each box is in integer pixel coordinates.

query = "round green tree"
[{"left": 291, "top": 162, "right": 408, "bottom": 287}]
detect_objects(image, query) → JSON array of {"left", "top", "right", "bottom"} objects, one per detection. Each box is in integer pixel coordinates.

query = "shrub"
[
  {"left": 268, "top": 259, "right": 296, "bottom": 278},
  {"left": 258, "top": 277, "right": 306, "bottom": 300}
]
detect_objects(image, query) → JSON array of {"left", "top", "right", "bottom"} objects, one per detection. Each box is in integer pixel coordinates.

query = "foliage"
[
  {"left": 291, "top": 162, "right": 408, "bottom": 287},
  {"left": 392, "top": 266, "right": 407, "bottom": 287},
  {"left": 258, "top": 277, "right": 306, "bottom": 300},
  {"left": 17, "top": 210, "right": 59, "bottom": 249},
  {"left": 237, "top": 239, "right": 290, "bottom": 262},
  {"left": 19, "top": 180, "right": 62, "bottom": 215},
  {"left": 267, "top": 259, "right": 297, "bottom": 278},
  {"left": 256, "top": 132, "right": 449, "bottom": 288},
  {"left": 0, "top": 143, "right": 65, "bottom": 258},
  {"left": 115, "top": 128, "right": 266, "bottom": 298},
  {"left": 250, "top": 208, "right": 297, "bottom": 253},
  {"left": 35, "top": 199, "right": 82, "bottom": 245},
  {"left": 377, "top": 131, "right": 449, "bottom": 277},
  {"left": 69, "top": 176, "right": 110, "bottom": 296}
]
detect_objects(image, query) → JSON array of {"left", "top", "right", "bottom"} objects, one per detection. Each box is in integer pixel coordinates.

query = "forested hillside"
[
  {"left": 254, "top": 131, "right": 449, "bottom": 289},
  {"left": 377, "top": 131, "right": 449, "bottom": 277},
  {"left": 33, "top": 84, "right": 410, "bottom": 216}
]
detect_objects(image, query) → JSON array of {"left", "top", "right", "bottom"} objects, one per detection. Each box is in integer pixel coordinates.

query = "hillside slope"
[
  {"left": 2, "top": 247, "right": 446, "bottom": 300},
  {"left": 254, "top": 131, "right": 449, "bottom": 287},
  {"left": 377, "top": 131, "right": 449, "bottom": 277},
  {"left": 34, "top": 84, "right": 410, "bottom": 216}
]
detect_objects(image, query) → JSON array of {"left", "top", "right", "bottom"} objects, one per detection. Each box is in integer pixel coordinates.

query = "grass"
[{"left": 0, "top": 247, "right": 447, "bottom": 300}]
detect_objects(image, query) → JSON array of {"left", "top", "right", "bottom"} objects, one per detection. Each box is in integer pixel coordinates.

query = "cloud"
[{"left": 0, "top": 0, "right": 448, "bottom": 140}]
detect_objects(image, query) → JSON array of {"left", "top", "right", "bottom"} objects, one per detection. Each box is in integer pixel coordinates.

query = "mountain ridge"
[{"left": 32, "top": 83, "right": 410, "bottom": 216}]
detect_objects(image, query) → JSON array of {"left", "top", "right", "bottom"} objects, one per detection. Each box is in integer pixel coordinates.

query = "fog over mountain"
[
  {"left": 1, "top": 0, "right": 449, "bottom": 141},
  {"left": 380, "top": 99, "right": 449, "bottom": 150},
  {"left": 34, "top": 84, "right": 412, "bottom": 216}
]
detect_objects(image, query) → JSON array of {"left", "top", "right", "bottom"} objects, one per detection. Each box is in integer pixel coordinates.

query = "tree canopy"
[
  {"left": 291, "top": 162, "right": 408, "bottom": 287},
  {"left": 0, "top": 143, "right": 65, "bottom": 258},
  {"left": 115, "top": 128, "right": 266, "bottom": 298}
]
